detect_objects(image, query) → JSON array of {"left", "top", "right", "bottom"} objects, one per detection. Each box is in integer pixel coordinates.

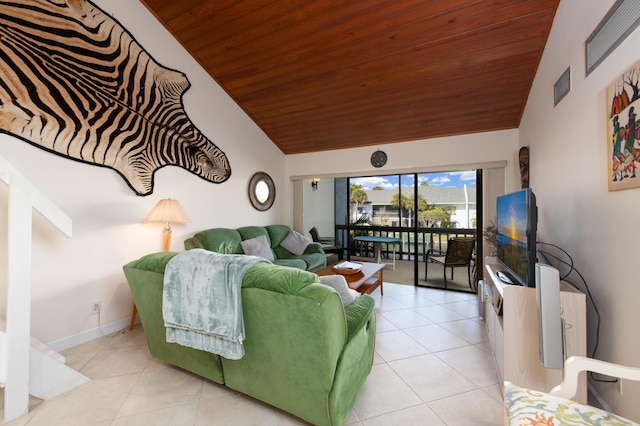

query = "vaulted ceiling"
[{"left": 141, "top": 0, "right": 560, "bottom": 155}]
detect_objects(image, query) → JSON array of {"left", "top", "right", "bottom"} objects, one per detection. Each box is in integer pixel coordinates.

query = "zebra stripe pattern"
[{"left": 0, "top": 0, "right": 231, "bottom": 196}]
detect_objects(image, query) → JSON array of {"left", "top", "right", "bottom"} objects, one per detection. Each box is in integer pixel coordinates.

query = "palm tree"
[
  {"left": 390, "top": 193, "right": 410, "bottom": 225},
  {"left": 421, "top": 206, "right": 453, "bottom": 227},
  {"left": 391, "top": 193, "right": 428, "bottom": 226},
  {"left": 350, "top": 184, "right": 368, "bottom": 222}
]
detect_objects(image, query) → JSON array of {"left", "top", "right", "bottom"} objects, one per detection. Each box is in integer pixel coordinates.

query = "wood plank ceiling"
[{"left": 141, "top": 0, "right": 560, "bottom": 155}]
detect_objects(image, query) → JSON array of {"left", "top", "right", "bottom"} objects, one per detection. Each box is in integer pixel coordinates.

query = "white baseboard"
[{"left": 47, "top": 318, "right": 133, "bottom": 352}]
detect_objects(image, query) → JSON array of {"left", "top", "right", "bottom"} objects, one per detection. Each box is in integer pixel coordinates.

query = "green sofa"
[
  {"left": 184, "top": 224, "right": 327, "bottom": 272},
  {"left": 122, "top": 252, "right": 376, "bottom": 426}
]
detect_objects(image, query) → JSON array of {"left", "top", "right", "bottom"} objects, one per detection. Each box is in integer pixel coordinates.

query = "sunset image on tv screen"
[
  {"left": 497, "top": 191, "right": 527, "bottom": 244},
  {"left": 496, "top": 190, "right": 529, "bottom": 282}
]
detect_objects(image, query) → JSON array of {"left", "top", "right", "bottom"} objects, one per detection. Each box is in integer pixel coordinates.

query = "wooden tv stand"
[{"left": 482, "top": 259, "right": 587, "bottom": 403}]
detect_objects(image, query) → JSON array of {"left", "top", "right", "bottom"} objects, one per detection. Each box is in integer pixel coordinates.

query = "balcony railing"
[{"left": 335, "top": 224, "right": 477, "bottom": 261}]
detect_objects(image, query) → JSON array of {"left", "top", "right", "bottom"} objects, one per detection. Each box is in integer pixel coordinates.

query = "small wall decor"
[
  {"left": 607, "top": 60, "right": 640, "bottom": 191},
  {"left": 0, "top": 0, "right": 231, "bottom": 196},
  {"left": 248, "top": 172, "right": 275, "bottom": 211},
  {"left": 519, "top": 146, "right": 529, "bottom": 189}
]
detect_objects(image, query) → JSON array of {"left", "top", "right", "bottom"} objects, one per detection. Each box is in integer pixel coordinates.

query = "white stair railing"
[{"left": 0, "top": 156, "right": 88, "bottom": 422}]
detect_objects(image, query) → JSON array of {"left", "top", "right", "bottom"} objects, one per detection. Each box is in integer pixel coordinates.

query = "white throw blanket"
[{"left": 162, "top": 249, "right": 267, "bottom": 360}]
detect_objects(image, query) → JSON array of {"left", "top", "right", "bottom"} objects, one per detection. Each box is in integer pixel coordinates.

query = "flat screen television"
[{"left": 496, "top": 188, "right": 538, "bottom": 287}]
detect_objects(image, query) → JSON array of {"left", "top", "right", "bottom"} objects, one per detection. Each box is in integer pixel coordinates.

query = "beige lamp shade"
[
  {"left": 143, "top": 198, "right": 191, "bottom": 225},
  {"left": 143, "top": 199, "right": 190, "bottom": 252}
]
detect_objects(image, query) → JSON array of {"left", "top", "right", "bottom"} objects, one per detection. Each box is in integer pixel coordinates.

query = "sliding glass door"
[{"left": 333, "top": 170, "right": 480, "bottom": 292}]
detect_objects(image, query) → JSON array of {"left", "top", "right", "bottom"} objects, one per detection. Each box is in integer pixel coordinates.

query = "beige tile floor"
[{"left": 2, "top": 282, "right": 503, "bottom": 425}]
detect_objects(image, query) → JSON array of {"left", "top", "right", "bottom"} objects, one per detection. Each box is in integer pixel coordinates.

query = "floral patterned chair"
[{"left": 505, "top": 356, "right": 640, "bottom": 425}]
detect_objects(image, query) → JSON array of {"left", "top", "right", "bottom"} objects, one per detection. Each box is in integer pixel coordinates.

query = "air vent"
[
  {"left": 586, "top": 0, "right": 640, "bottom": 75},
  {"left": 554, "top": 67, "right": 571, "bottom": 106}
]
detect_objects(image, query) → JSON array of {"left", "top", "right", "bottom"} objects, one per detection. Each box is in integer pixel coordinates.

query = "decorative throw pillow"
[
  {"left": 240, "top": 235, "right": 274, "bottom": 261},
  {"left": 281, "top": 230, "right": 311, "bottom": 255},
  {"left": 319, "top": 275, "right": 359, "bottom": 306}
]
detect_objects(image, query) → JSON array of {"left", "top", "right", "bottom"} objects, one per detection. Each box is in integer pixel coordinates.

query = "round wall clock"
[{"left": 371, "top": 150, "right": 387, "bottom": 168}]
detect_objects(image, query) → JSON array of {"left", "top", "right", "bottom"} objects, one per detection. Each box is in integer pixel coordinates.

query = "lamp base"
[{"left": 162, "top": 226, "right": 172, "bottom": 252}]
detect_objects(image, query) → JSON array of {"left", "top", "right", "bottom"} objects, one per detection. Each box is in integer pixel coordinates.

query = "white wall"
[
  {"left": 0, "top": 0, "right": 284, "bottom": 348},
  {"left": 286, "top": 129, "right": 516, "bottom": 178},
  {"left": 520, "top": 0, "right": 639, "bottom": 419},
  {"left": 302, "top": 179, "right": 335, "bottom": 238}
]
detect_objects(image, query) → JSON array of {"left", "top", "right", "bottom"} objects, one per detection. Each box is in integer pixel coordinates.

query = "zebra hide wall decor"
[{"left": 0, "top": 0, "right": 231, "bottom": 196}]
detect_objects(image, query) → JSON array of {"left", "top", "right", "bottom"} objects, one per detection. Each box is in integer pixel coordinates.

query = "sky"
[{"left": 351, "top": 171, "right": 477, "bottom": 190}]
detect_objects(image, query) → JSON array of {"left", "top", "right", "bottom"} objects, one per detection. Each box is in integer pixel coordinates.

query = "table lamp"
[{"left": 143, "top": 198, "right": 191, "bottom": 251}]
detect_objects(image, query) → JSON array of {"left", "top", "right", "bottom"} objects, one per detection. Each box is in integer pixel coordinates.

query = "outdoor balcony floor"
[{"left": 341, "top": 257, "right": 477, "bottom": 294}]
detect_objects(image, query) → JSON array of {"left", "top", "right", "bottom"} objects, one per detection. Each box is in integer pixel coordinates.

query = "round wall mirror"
[{"left": 248, "top": 172, "right": 275, "bottom": 211}]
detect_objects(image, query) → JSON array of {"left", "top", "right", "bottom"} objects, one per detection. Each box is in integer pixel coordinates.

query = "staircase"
[
  {"left": 0, "top": 156, "right": 89, "bottom": 422},
  {"left": 0, "top": 319, "right": 89, "bottom": 398}
]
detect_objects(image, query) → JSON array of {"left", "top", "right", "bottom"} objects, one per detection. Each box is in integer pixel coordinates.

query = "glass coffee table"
[{"left": 316, "top": 261, "right": 384, "bottom": 296}]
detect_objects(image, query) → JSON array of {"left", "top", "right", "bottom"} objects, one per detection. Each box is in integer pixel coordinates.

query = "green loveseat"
[
  {"left": 123, "top": 252, "right": 376, "bottom": 426},
  {"left": 184, "top": 224, "right": 326, "bottom": 272}
]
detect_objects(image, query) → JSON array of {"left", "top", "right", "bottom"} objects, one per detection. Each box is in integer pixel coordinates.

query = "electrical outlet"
[{"left": 90, "top": 300, "right": 102, "bottom": 315}]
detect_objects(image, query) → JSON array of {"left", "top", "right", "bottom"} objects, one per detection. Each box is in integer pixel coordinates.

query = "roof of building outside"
[{"left": 364, "top": 186, "right": 477, "bottom": 206}]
